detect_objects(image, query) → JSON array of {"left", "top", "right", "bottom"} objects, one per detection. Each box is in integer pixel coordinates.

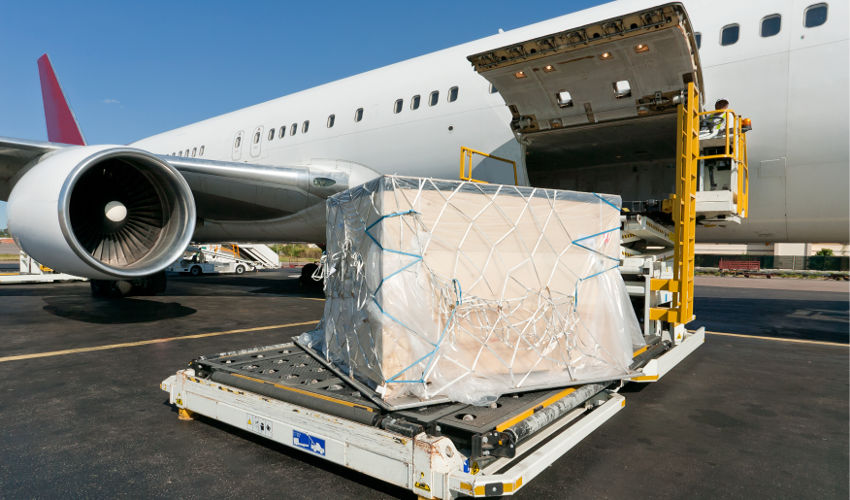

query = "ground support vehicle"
[
  {"left": 162, "top": 7, "right": 749, "bottom": 496},
  {"left": 166, "top": 245, "right": 258, "bottom": 276},
  {"left": 162, "top": 327, "right": 703, "bottom": 499}
]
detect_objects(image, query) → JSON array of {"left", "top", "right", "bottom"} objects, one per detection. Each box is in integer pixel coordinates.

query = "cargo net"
[{"left": 300, "top": 176, "right": 642, "bottom": 406}]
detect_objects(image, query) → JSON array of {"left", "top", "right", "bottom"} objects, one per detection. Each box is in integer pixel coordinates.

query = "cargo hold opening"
[{"left": 468, "top": 2, "right": 703, "bottom": 206}]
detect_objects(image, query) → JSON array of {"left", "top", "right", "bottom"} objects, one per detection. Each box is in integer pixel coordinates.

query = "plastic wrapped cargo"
[{"left": 299, "top": 176, "right": 643, "bottom": 406}]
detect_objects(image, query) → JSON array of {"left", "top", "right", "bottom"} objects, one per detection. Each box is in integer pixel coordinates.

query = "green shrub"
[{"left": 273, "top": 243, "right": 322, "bottom": 260}]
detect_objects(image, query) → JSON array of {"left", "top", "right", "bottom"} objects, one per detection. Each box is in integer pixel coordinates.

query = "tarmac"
[{"left": 0, "top": 272, "right": 846, "bottom": 498}]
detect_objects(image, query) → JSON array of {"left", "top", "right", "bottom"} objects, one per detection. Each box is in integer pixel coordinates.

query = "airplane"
[{"left": 0, "top": 0, "right": 847, "bottom": 295}]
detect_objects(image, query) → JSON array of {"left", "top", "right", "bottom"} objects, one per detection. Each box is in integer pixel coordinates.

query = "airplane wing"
[
  {"left": 0, "top": 136, "right": 371, "bottom": 218},
  {"left": 0, "top": 137, "right": 63, "bottom": 199},
  {"left": 1, "top": 135, "right": 376, "bottom": 279}
]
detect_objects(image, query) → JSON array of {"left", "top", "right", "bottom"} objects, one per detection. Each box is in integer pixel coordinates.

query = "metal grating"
[{"left": 191, "top": 342, "right": 379, "bottom": 410}]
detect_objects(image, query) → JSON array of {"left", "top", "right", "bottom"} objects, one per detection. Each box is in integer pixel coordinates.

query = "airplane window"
[
  {"left": 805, "top": 4, "right": 827, "bottom": 28},
  {"left": 192, "top": 147, "right": 197, "bottom": 157},
  {"left": 279, "top": 126, "right": 286, "bottom": 138},
  {"left": 489, "top": 83, "right": 498, "bottom": 94},
  {"left": 253, "top": 131, "right": 261, "bottom": 144},
  {"left": 411, "top": 95, "right": 421, "bottom": 110},
  {"left": 429, "top": 90, "right": 439, "bottom": 106},
  {"left": 268, "top": 128, "right": 275, "bottom": 141},
  {"left": 327, "top": 114, "right": 335, "bottom": 128},
  {"left": 355, "top": 107, "right": 364, "bottom": 122},
  {"left": 234, "top": 137, "right": 241, "bottom": 148},
  {"left": 694, "top": 32, "right": 702, "bottom": 48},
  {"left": 448, "top": 86, "right": 459, "bottom": 102},
  {"left": 720, "top": 24, "right": 739, "bottom": 46},
  {"left": 303, "top": 120, "right": 310, "bottom": 133},
  {"left": 394, "top": 99, "right": 403, "bottom": 114},
  {"left": 290, "top": 123, "right": 297, "bottom": 135},
  {"left": 761, "top": 14, "right": 781, "bottom": 37},
  {"left": 199, "top": 145, "right": 204, "bottom": 156}
]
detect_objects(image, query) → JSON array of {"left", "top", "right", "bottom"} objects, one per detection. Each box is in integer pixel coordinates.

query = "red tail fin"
[{"left": 37, "top": 54, "right": 86, "bottom": 145}]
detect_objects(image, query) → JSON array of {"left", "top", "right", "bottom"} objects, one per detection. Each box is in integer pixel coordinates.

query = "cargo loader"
[{"left": 162, "top": 4, "right": 749, "bottom": 497}]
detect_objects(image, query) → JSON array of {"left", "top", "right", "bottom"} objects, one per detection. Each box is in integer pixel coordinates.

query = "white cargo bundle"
[{"left": 300, "top": 176, "right": 642, "bottom": 406}]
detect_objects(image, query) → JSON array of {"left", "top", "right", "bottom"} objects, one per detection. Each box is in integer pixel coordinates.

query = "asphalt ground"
[{"left": 0, "top": 272, "right": 846, "bottom": 498}]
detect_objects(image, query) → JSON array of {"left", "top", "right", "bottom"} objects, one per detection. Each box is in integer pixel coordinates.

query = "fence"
[{"left": 695, "top": 254, "right": 849, "bottom": 272}]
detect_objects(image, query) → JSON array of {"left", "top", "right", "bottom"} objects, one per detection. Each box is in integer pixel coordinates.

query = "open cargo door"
[{"left": 467, "top": 3, "right": 703, "bottom": 203}]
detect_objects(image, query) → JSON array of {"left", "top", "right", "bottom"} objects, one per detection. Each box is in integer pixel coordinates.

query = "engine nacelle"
[{"left": 8, "top": 145, "right": 195, "bottom": 280}]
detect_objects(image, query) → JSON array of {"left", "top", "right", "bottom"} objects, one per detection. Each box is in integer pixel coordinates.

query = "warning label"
[{"left": 292, "top": 429, "right": 325, "bottom": 456}]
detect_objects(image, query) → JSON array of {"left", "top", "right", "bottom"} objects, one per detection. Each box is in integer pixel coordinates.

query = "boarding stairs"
[{"left": 232, "top": 244, "right": 280, "bottom": 270}]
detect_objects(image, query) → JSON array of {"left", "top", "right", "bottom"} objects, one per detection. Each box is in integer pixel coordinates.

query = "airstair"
[
  {"left": 232, "top": 243, "right": 280, "bottom": 269},
  {"left": 167, "top": 243, "right": 279, "bottom": 275}
]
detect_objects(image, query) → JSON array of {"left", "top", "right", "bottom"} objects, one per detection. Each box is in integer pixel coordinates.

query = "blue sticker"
[
  {"left": 463, "top": 459, "right": 470, "bottom": 473},
  {"left": 293, "top": 430, "right": 326, "bottom": 456}
]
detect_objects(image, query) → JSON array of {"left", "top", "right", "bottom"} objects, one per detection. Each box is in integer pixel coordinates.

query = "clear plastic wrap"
[{"left": 299, "top": 176, "right": 643, "bottom": 406}]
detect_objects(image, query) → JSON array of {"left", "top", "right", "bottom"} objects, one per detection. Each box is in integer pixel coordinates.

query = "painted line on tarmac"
[
  {"left": 705, "top": 330, "right": 848, "bottom": 347},
  {"left": 0, "top": 320, "right": 320, "bottom": 364}
]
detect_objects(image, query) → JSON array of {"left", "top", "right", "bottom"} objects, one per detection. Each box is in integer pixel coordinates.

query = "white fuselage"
[{"left": 133, "top": 0, "right": 850, "bottom": 243}]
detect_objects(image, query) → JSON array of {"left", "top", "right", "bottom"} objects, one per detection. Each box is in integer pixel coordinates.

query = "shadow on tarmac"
[
  {"left": 42, "top": 296, "right": 196, "bottom": 324},
  {"left": 167, "top": 272, "right": 326, "bottom": 299}
]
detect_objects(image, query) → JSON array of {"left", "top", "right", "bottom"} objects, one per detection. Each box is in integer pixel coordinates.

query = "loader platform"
[{"left": 163, "top": 324, "right": 703, "bottom": 498}]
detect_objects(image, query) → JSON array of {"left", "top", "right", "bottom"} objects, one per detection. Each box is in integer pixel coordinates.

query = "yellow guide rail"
[
  {"left": 650, "top": 81, "right": 699, "bottom": 326},
  {"left": 459, "top": 147, "right": 518, "bottom": 185}
]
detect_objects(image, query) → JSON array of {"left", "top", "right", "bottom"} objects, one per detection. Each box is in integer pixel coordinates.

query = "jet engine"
[{"left": 8, "top": 145, "right": 195, "bottom": 280}]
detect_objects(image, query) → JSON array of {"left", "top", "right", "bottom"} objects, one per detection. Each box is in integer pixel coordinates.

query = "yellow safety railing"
[
  {"left": 696, "top": 109, "right": 749, "bottom": 217},
  {"left": 649, "top": 81, "right": 699, "bottom": 327},
  {"left": 459, "top": 147, "right": 518, "bottom": 185}
]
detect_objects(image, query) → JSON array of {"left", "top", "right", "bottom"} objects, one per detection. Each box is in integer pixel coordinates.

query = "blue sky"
[{"left": 0, "top": 0, "right": 607, "bottom": 228}]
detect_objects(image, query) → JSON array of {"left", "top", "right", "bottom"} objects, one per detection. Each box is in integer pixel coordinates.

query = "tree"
[
  {"left": 815, "top": 248, "right": 834, "bottom": 256},
  {"left": 0, "top": 227, "right": 9, "bottom": 237}
]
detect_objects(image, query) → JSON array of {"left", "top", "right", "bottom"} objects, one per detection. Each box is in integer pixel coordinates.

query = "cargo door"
[{"left": 467, "top": 3, "right": 703, "bottom": 202}]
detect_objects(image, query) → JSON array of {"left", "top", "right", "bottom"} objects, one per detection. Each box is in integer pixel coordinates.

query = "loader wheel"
[{"left": 190, "top": 265, "right": 202, "bottom": 277}]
